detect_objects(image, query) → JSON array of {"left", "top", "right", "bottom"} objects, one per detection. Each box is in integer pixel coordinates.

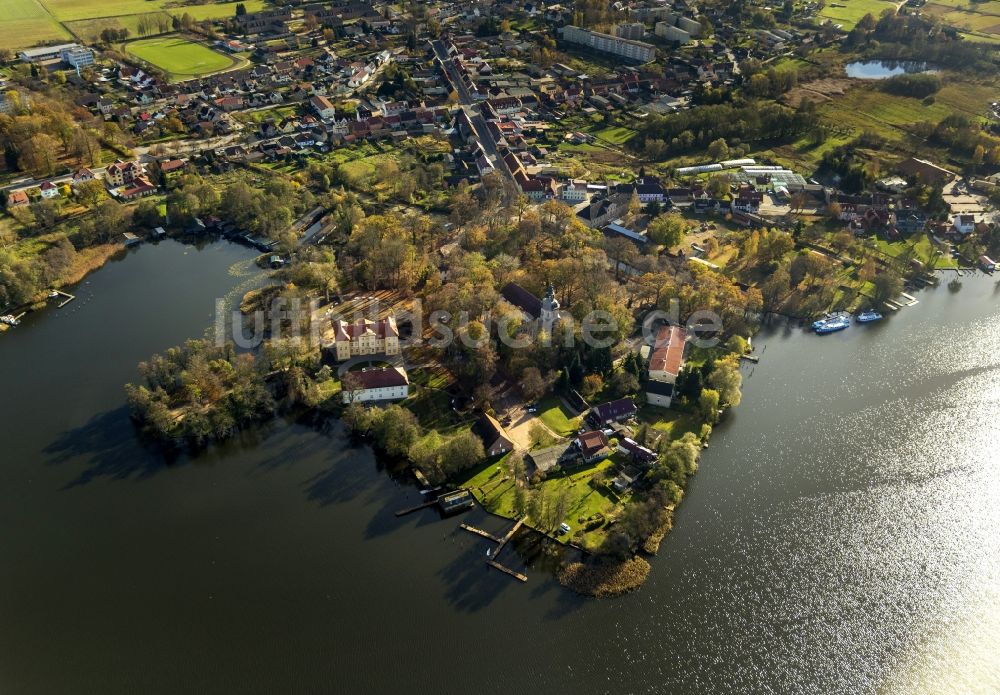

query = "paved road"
[{"left": 430, "top": 39, "right": 515, "bottom": 183}]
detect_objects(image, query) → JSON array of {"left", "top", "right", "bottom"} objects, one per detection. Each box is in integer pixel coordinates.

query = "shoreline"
[{"left": 1, "top": 243, "right": 125, "bottom": 334}]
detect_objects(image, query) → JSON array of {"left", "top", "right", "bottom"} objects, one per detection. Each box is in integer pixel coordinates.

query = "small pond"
[{"left": 845, "top": 60, "right": 936, "bottom": 79}]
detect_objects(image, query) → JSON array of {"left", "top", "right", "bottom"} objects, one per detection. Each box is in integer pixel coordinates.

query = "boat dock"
[
  {"left": 52, "top": 290, "right": 75, "bottom": 308},
  {"left": 394, "top": 499, "right": 438, "bottom": 517},
  {"left": 459, "top": 516, "right": 528, "bottom": 583},
  {"left": 739, "top": 354, "right": 760, "bottom": 363},
  {"left": 460, "top": 523, "right": 502, "bottom": 543},
  {"left": 493, "top": 517, "right": 525, "bottom": 558},
  {"left": 486, "top": 560, "right": 527, "bottom": 582}
]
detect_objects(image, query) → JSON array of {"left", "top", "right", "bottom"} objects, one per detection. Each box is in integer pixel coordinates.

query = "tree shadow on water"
[
  {"left": 42, "top": 406, "right": 174, "bottom": 487},
  {"left": 434, "top": 526, "right": 516, "bottom": 613}
]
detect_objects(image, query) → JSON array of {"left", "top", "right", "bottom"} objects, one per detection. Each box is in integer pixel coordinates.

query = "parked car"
[{"left": 558, "top": 523, "right": 571, "bottom": 535}]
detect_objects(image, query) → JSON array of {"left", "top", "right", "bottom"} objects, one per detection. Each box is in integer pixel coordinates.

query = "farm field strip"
[{"left": 0, "top": 0, "right": 70, "bottom": 48}]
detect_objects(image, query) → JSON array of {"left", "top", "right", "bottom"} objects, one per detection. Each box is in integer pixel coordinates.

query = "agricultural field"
[
  {"left": 817, "top": 0, "right": 899, "bottom": 29},
  {"left": 64, "top": 12, "right": 174, "bottom": 43},
  {"left": 125, "top": 36, "right": 235, "bottom": 80},
  {"left": 3, "top": 0, "right": 265, "bottom": 48},
  {"left": 768, "top": 72, "right": 998, "bottom": 172},
  {"left": 0, "top": 0, "right": 70, "bottom": 50},
  {"left": 922, "top": 0, "right": 1000, "bottom": 33}
]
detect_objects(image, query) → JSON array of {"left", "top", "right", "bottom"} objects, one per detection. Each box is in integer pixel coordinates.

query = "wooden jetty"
[
  {"left": 460, "top": 523, "right": 502, "bottom": 543},
  {"left": 486, "top": 560, "right": 527, "bottom": 582},
  {"left": 458, "top": 517, "right": 529, "bottom": 583},
  {"left": 739, "top": 354, "right": 760, "bottom": 363},
  {"left": 52, "top": 290, "right": 75, "bottom": 308},
  {"left": 898, "top": 292, "right": 919, "bottom": 307},
  {"left": 394, "top": 499, "right": 438, "bottom": 517},
  {"left": 492, "top": 517, "right": 525, "bottom": 558}
]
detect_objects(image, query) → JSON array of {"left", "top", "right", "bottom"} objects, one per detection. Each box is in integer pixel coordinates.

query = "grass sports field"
[
  {"left": 817, "top": 0, "right": 899, "bottom": 30},
  {"left": 126, "top": 36, "right": 234, "bottom": 80}
]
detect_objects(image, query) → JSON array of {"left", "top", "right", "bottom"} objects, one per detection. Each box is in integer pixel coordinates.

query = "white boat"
[{"left": 857, "top": 310, "right": 883, "bottom": 323}]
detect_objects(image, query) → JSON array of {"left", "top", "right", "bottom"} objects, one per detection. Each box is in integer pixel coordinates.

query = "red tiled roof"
[
  {"left": 350, "top": 367, "right": 408, "bottom": 390},
  {"left": 649, "top": 325, "right": 686, "bottom": 377},
  {"left": 333, "top": 316, "right": 398, "bottom": 341},
  {"left": 577, "top": 430, "right": 609, "bottom": 457}
]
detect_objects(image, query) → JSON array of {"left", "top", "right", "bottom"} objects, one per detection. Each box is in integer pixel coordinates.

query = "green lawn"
[
  {"left": 0, "top": 0, "right": 69, "bottom": 49},
  {"left": 126, "top": 36, "right": 234, "bottom": 79},
  {"left": 817, "top": 0, "right": 899, "bottom": 29},
  {"left": 536, "top": 396, "right": 581, "bottom": 437},
  {"left": 637, "top": 407, "right": 701, "bottom": 439},
  {"left": 593, "top": 126, "right": 637, "bottom": 146},
  {"left": 873, "top": 234, "right": 958, "bottom": 269},
  {"left": 457, "top": 454, "right": 621, "bottom": 549}
]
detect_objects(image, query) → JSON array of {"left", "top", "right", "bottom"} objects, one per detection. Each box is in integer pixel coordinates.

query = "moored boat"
[
  {"left": 857, "top": 310, "right": 883, "bottom": 323},
  {"left": 813, "top": 314, "right": 851, "bottom": 334}
]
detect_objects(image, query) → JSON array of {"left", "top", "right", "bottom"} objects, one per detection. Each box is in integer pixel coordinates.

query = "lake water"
[
  {"left": 1, "top": 240, "right": 998, "bottom": 694},
  {"left": 845, "top": 60, "right": 935, "bottom": 79}
]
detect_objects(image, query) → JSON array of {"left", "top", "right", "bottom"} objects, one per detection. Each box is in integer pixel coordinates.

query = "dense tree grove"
[
  {"left": 0, "top": 93, "right": 107, "bottom": 176},
  {"left": 0, "top": 234, "right": 77, "bottom": 308},
  {"left": 879, "top": 73, "right": 941, "bottom": 98},
  {"left": 342, "top": 403, "right": 484, "bottom": 484},
  {"left": 633, "top": 101, "right": 818, "bottom": 159},
  {"left": 846, "top": 11, "right": 1000, "bottom": 73},
  {"left": 125, "top": 340, "right": 275, "bottom": 445}
]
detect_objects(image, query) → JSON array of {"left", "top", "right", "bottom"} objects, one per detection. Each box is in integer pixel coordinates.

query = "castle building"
[{"left": 326, "top": 316, "right": 399, "bottom": 362}]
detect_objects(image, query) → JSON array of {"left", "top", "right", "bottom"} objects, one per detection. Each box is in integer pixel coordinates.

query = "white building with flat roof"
[
  {"left": 561, "top": 25, "right": 656, "bottom": 63},
  {"left": 61, "top": 45, "right": 95, "bottom": 69},
  {"left": 19, "top": 43, "right": 80, "bottom": 63}
]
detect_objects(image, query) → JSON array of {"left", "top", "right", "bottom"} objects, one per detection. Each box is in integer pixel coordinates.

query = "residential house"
[
  {"left": 617, "top": 437, "right": 658, "bottom": 466},
  {"left": 39, "top": 181, "right": 59, "bottom": 199},
  {"left": 588, "top": 398, "right": 638, "bottom": 427},
  {"left": 159, "top": 159, "right": 186, "bottom": 176},
  {"left": 105, "top": 160, "right": 144, "bottom": 188},
  {"left": 473, "top": 413, "right": 516, "bottom": 457},
  {"left": 72, "top": 167, "right": 96, "bottom": 185},
  {"left": 616, "top": 176, "right": 666, "bottom": 203},
  {"left": 341, "top": 367, "right": 410, "bottom": 404},
  {"left": 732, "top": 186, "right": 764, "bottom": 215},
  {"left": 562, "top": 179, "right": 589, "bottom": 203},
  {"left": 952, "top": 214, "right": 977, "bottom": 236},
  {"left": 574, "top": 430, "right": 611, "bottom": 464},
  {"left": 120, "top": 176, "right": 156, "bottom": 200},
  {"left": 646, "top": 325, "right": 686, "bottom": 408},
  {"left": 6, "top": 190, "right": 29, "bottom": 207},
  {"left": 311, "top": 95, "right": 337, "bottom": 120}
]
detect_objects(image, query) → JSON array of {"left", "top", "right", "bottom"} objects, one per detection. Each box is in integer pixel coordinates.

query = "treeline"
[
  {"left": 633, "top": 101, "right": 817, "bottom": 159},
  {"left": 125, "top": 340, "right": 276, "bottom": 445},
  {"left": 846, "top": 11, "right": 1000, "bottom": 72},
  {"left": 880, "top": 72, "right": 941, "bottom": 98},
  {"left": 153, "top": 172, "right": 315, "bottom": 243},
  {"left": 342, "top": 403, "right": 484, "bottom": 485},
  {"left": 916, "top": 114, "right": 1000, "bottom": 164},
  {"left": 0, "top": 93, "right": 108, "bottom": 177},
  {"left": 0, "top": 235, "right": 77, "bottom": 308}
]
